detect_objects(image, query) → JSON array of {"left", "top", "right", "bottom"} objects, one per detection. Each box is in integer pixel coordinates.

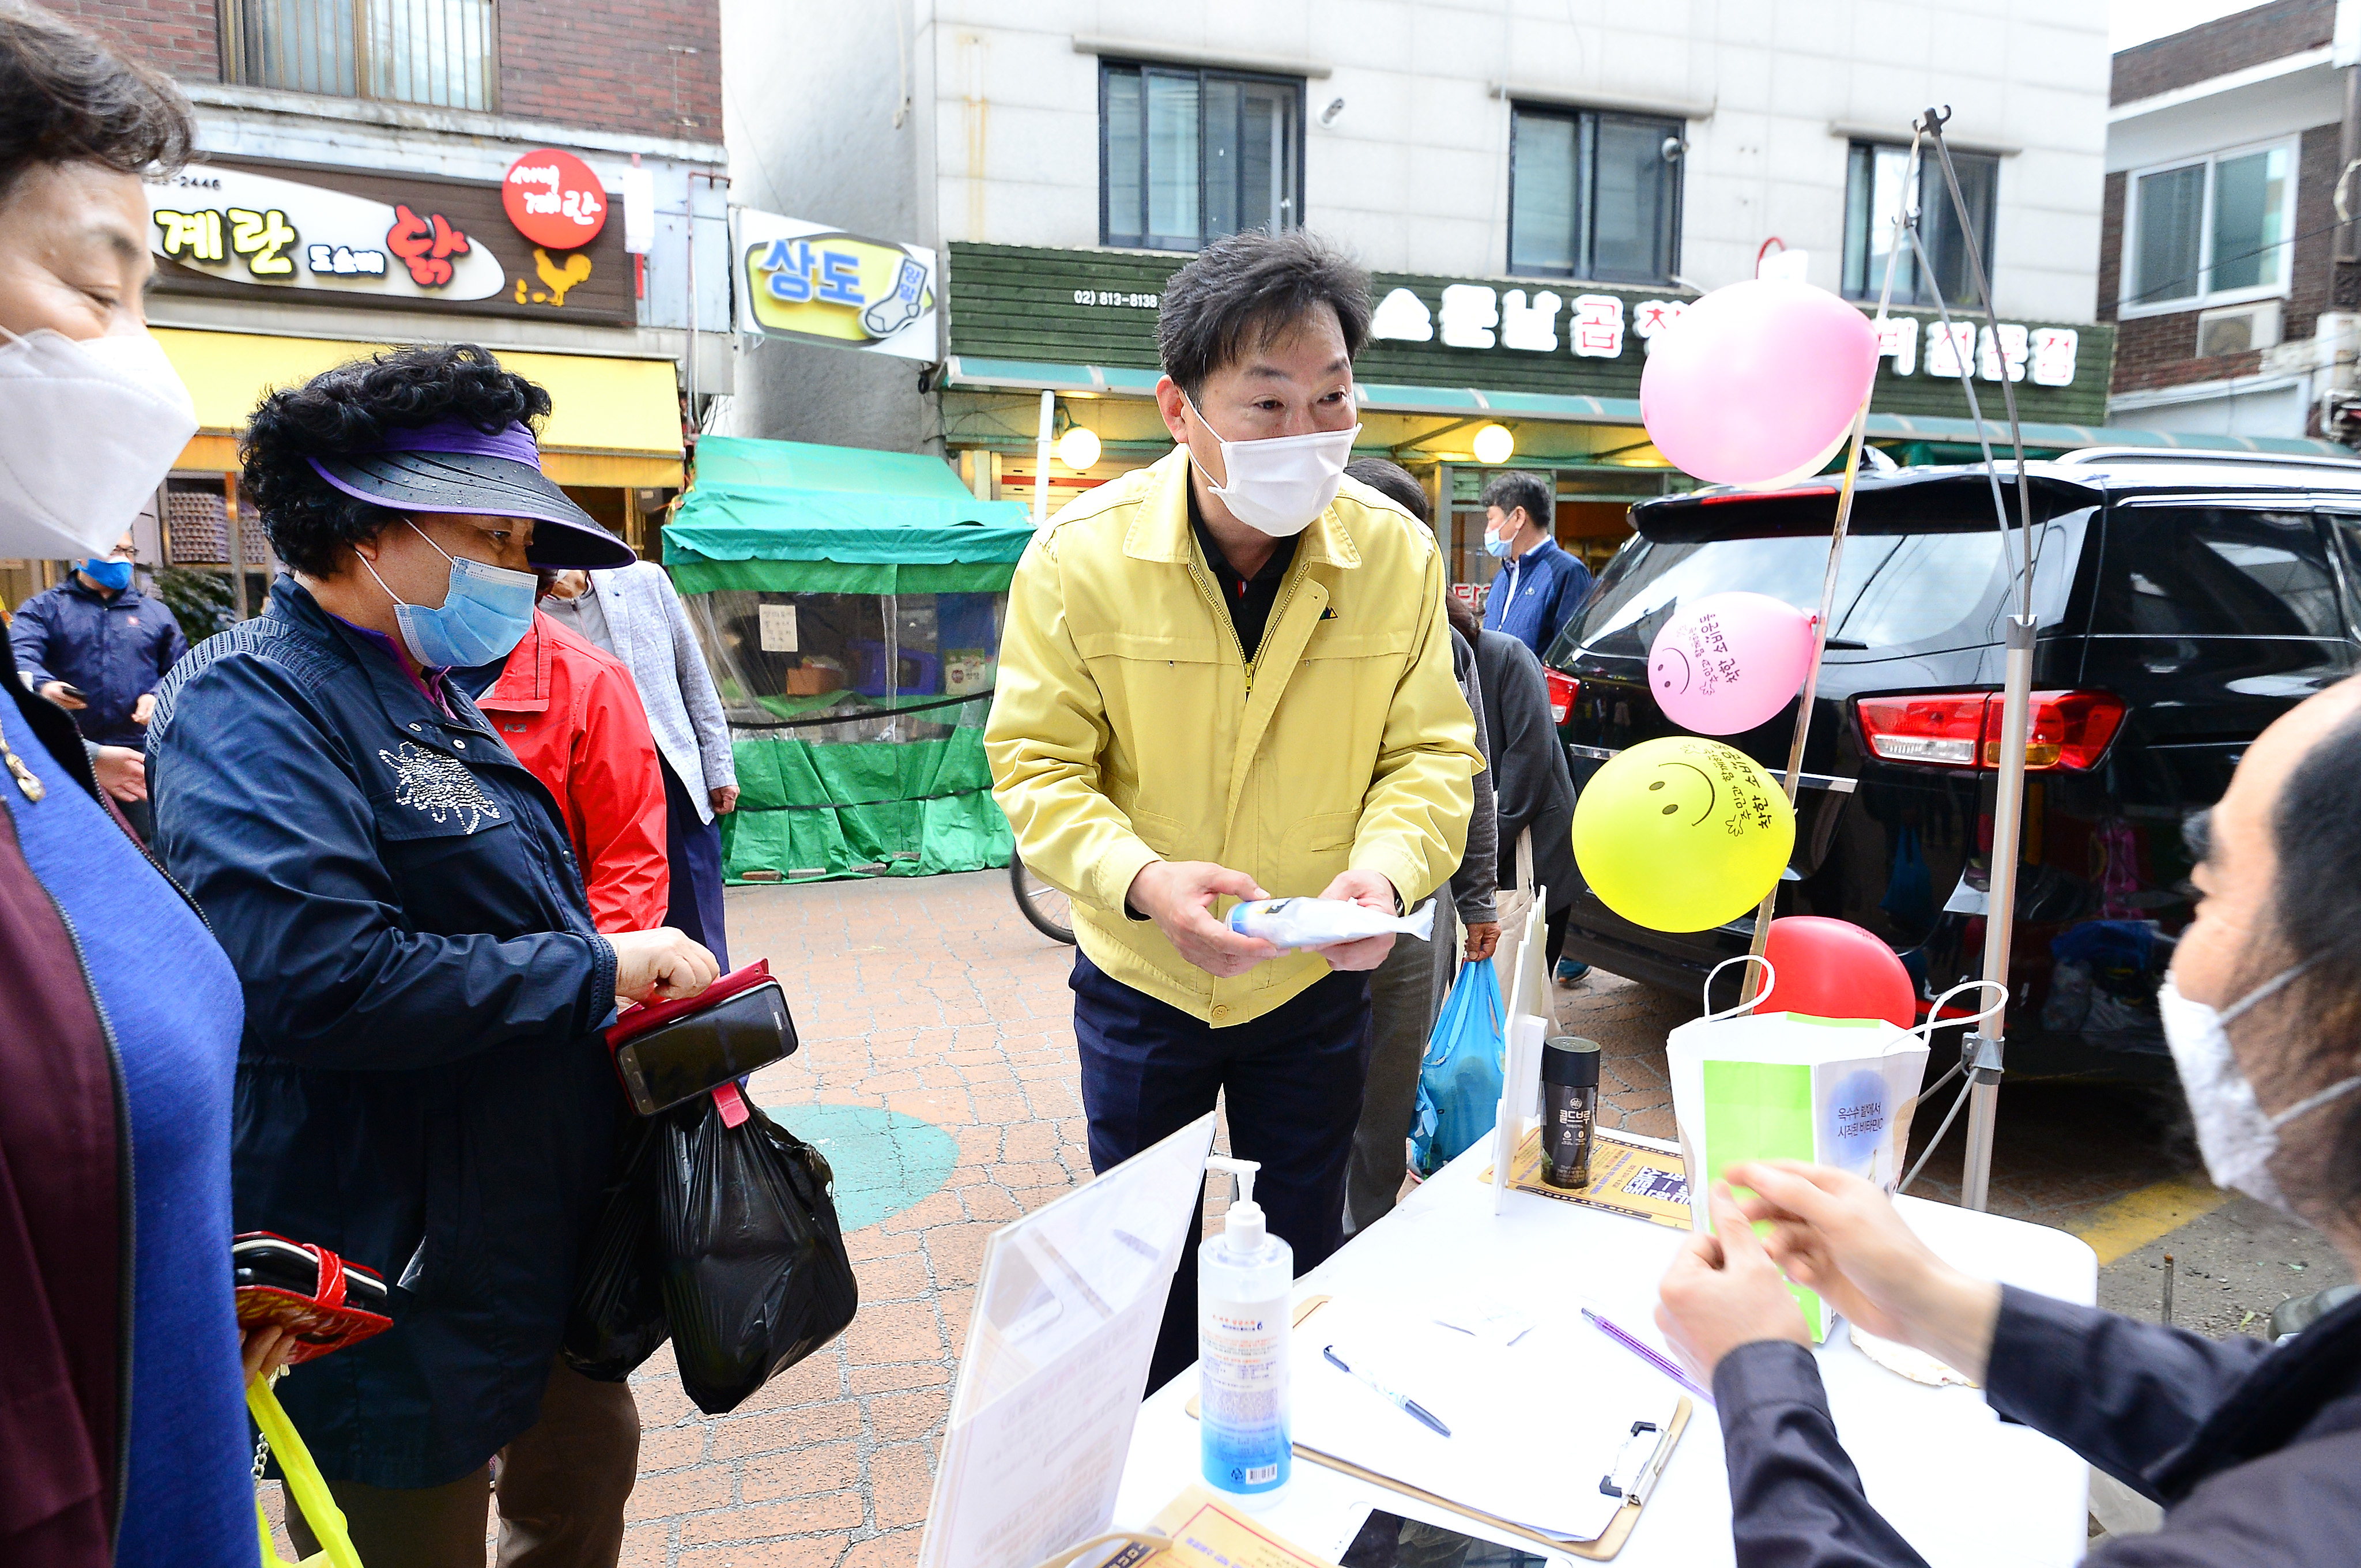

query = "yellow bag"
[{"left": 248, "top": 1375, "right": 364, "bottom": 1568}]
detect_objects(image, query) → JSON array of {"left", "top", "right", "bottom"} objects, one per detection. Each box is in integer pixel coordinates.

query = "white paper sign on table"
[{"left": 917, "top": 1112, "right": 1217, "bottom": 1568}]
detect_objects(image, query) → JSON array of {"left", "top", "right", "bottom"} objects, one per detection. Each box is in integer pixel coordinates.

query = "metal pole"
[
  {"left": 1032, "top": 389, "right": 1055, "bottom": 525},
  {"left": 1961, "top": 613, "right": 2035, "bottom": 1211},
  {"left": 686, "top": 175, "right": 699, "bottom": 419}
]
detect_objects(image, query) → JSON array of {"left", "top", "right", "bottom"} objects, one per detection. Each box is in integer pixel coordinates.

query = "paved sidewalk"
[{"left": 266, "top": 869, "right": 2229, "bottom": 1565}]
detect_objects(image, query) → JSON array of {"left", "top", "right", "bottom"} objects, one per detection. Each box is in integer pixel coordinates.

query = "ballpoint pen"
[
  {"left": 1323, "top": 1344, "right": 1453, "bottom": 1437},
  {"left": 1581, "top": 1307, "right": 1714, "bottom": 1405}
]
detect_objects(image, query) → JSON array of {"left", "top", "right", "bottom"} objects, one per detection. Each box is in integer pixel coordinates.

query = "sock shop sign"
[
  {"left": 146, "top": 156, "right": 632, "bottom": 325},
  {"left": 733, "top": 208, "right": 940, "bottom": 361}
]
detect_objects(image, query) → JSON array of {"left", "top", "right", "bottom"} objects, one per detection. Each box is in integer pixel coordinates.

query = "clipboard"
[{"left": 1185, "top": 1298, "right": 1692, "bottom": 1561}]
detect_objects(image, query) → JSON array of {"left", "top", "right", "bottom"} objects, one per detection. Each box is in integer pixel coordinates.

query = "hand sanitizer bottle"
[{"left": 1199, "top": 1156, "right": 1291, "bottom": 1506}]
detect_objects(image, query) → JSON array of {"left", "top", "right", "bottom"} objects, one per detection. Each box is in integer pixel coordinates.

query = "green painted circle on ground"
[{"left": 765, "top": 1102, "right": 960, "bottom": 1233}]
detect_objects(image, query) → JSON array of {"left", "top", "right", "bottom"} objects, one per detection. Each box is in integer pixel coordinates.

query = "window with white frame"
[{"left": 2121, "top": 141, "right": 2297, "bottom": 314}]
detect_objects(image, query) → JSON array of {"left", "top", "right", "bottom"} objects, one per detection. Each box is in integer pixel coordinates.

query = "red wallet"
[{"left": 232, "top": 1231, "right": 394, "bottom": 1365}]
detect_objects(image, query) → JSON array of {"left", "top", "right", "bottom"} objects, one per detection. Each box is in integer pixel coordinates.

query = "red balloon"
[{"left": 1751, "top": 916, "right": 1917, "bottom": 1029}]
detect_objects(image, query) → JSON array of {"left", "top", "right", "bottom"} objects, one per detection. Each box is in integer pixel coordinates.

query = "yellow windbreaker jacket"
[{"left": 985, "top": 445, "right": 1484, "bottom": 1026}]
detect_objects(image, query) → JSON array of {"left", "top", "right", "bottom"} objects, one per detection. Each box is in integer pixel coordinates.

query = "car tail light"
[
  {"left": 1544, "top": 668, "right": 1579, "bottom": 726},
  {"left": 1857, "top": 691, "right": 2125, "bottom": 771},
  {"left": 1994, "top": 690, "right": 2126, "bottom": 771},
  {"left": 1857, "top": 694, "right": 1989, "bottom": 766}
]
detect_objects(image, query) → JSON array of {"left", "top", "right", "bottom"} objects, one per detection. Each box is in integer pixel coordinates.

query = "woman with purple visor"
[{"left": 145, "top": 343, "right": 719, "bottom": 1568}]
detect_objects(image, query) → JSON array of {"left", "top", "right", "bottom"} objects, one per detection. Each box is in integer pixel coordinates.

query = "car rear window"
[
  {"left": 1553, "top": 508, "right": 2084, "bottom": 665},
  {"left": 2096, "top": 506, "right": 2340, "bottom": 638}
]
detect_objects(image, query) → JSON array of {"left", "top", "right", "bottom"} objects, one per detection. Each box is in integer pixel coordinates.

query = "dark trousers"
[
  {"left": 1547, "top": 903, "right": 1569, "bottom": 966},
  {"left": 284, "top": 1355, "right": 638, "bottom": 1568},
  {"left": 660, "top": 756, "right": 729, "bottom": 968},
  {"left": 1071, "top": 952, "right": 1374, "bottom": 1397}
]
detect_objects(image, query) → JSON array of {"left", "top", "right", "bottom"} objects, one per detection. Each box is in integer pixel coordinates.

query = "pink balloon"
[
  {"left": 1639, "top": 281, "right": 1880, "bottom": 485},
  {"left": 1649, "top": 591, "right": 1817, "bottom": 735}
]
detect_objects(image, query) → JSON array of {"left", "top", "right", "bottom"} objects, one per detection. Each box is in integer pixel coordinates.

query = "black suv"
[{"left": 1544, "top": 450, "right": 2361, "bottom": 1081}]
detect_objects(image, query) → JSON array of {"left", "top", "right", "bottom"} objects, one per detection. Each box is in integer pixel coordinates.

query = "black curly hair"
[
  {"left": 0, "top": 5, "right": 193, "bottom": 198},
  {"left": 240, "top": 343, "right": 553, "bottom": 576}
]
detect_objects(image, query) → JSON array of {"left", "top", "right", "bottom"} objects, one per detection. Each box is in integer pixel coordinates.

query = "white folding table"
[{"left": 1111, "top": 1139, "right": 2099, "bottom": 1566}]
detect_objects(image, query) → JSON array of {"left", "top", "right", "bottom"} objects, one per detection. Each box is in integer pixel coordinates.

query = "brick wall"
[
  {"left": 496, "top": 0, "right": 721, "bottom": 140},
  {"left": 48, "top": 0, "right": 218, "bottom": 84},
  {"left": 2111, "top": 0, "right": 2334, "bottom": 106},
  {"left": 2102, "top": 122, "right": 2341, "bottom": 397},
  {"left": 46, "top": 0, "right": 721, "bottom": 142}
]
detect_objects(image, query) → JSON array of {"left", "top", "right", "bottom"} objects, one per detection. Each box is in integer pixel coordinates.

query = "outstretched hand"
[
  {"left": 1722, "top": 1160, "right": 2004, "bottom": 1382},
  {"left": 1654, "top": 1181, "right": 1813, "bottom": 1384}
]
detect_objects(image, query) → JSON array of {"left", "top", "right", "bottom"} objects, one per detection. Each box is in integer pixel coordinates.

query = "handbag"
[
  {"left": 1490, "top": 827, "right": 1537, "bottom": 1005},
  {"left": 606, "top": 958, "right": 798, "bottom": 1121}
]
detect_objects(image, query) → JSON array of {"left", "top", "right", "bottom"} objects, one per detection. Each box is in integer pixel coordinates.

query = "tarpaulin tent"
[{"left": 665, "top": 436, "right": 1036, "bottom": 884}]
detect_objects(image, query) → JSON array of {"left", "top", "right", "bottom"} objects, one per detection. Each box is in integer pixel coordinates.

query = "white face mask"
[
  {"left": 1183, "top": 394, "right": 1360, "bottom": 538},
  {"left": 0, "top": 328, "right": 198, "bottom": 562},
  {"left": 2158, "top": 962, "right": 2361, "bottom": 1215}
]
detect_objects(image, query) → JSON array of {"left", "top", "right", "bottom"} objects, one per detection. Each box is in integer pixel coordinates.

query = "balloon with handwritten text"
[
  {"left": 1570, "top": 736, "right": 1796, "bottom": 933},
  {"left": 1638, "top": 280, "right": 1880, "bottom": 486},
  {"left": 1649, "top": 591, "right": 1817, "bottom": 736}
]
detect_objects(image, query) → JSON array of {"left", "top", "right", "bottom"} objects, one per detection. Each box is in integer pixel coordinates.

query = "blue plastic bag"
[{"left": 1410, "top": 960, "right": 1506, "bottom": 1175}]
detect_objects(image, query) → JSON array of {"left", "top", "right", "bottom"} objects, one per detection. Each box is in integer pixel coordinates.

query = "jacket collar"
[
  {"left": 269, "top": 576, "right": 496, "bottom": 740},
  {"left": 2148, "top": 1286, "right": 2361, "bottom": 1501},
  {"left": 1120, "top": 444, "right": 1364, "bottom": 572},
  {"left": 477, "top": 613, "right": 555, "bottom": 714}
]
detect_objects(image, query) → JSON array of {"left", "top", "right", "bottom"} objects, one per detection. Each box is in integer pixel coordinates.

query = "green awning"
[{"left": 667, "top": 435, "right": 1036, "bottom": 594}]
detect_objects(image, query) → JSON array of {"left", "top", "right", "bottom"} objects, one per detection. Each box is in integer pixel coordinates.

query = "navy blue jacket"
[
  {"left": 10, "top": 577, "right": 187, "bottom": 747},
  {"left": 1715, "top": 1284, "right": 2361, "bottom": 1566},
  {"left": 146, "top": 576, "right": 621, "bottom": 1488},
  {"left": 1480, "top": 536, "right": 1591, "bottom": 659}
]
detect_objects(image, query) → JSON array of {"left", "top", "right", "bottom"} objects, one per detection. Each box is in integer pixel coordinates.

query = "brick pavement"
[{"left": 265, "top": 868, "right": 2187, "bottom": 1565}]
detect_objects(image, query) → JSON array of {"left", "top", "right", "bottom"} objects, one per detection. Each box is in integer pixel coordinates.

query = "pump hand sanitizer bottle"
[{"left": 1199, "top": 1155, "right": 1291, "bottom": 1506}]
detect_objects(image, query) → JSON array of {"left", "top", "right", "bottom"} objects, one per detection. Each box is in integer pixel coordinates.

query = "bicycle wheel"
[{"left": 1010, "top": 853, "right": 1076, "bottom": 944}]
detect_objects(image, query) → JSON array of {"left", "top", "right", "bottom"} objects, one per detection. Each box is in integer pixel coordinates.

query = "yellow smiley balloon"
[{"left": 1571, "top": 735, "right": 1797, "bottom": 933}]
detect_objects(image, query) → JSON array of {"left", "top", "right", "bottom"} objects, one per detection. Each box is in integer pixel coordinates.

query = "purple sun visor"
[{"left": 308, "top": 417, "right": 637, "bottom": 570}]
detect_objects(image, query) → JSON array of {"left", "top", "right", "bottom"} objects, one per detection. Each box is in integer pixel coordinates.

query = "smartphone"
[
  {"left": 1337, "top": 1506, "right": 1562, "bottom": 1568},
  {"left": 233, "top": 1234, "right": 390, "bottom": 1314},
  {"left": 612, "top": 975, "right": 796, "bottom": 1115},
  {"left": 54, "top": 684, "right": 86, "bottom": 702}
]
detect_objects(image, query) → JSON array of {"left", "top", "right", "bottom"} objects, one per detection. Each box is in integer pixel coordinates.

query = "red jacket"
[{"left": 477, "top": 613, "right": 670, "bottom": 933}]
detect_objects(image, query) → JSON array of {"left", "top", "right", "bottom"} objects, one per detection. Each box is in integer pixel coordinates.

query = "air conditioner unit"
[{"left": 2196, "top": 300, "right": 2283, "bottom": 358}]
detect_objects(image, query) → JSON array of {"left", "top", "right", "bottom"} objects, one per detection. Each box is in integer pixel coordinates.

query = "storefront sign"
[
  {"left": 734, "top": 209, "right": 939, "bottom": 361},
  {"left": 1371, "top": 281, "right": 2077, "bottom": 386},
  {"left": 942, "top": 243, "right": 2114, "bottom": 426},
  {"left": 148, "top": 157, "right": 633, "bottom": 326},
  {"left": 503, "top": 149, "right": 608, "bottom": 250}
]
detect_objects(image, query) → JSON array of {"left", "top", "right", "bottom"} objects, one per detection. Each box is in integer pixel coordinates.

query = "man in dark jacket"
[
  {"left": 1655, "top": 673, "right": 2361, "bottom": 1567},
  {"left": 11, "top": 530, "right": 188, "bottom": 747},
  {"left": 1474, "top": 620, "right": 1585, "bottom": 984}
]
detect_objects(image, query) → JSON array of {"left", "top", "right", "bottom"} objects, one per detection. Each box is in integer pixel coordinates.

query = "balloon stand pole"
[
  {"left": 1737, "top": 393, "right": 1873, "bottom": 1005},
  {"left": 1960, "top": 613, "right": 2035, "bottom": 1210}
]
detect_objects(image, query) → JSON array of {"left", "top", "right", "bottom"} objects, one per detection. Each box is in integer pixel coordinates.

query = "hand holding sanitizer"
[{"left": 1199, "top": 1156, "right": 1291, "bottom": 1505}]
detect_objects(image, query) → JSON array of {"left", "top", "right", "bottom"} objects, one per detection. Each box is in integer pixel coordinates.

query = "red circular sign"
[{"left": 502, "top": 148, "right": 607, "bottom": 250}]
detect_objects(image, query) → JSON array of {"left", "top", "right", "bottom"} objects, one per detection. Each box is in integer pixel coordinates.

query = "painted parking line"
[{"left": 2070, "top": 1173, "right": 2232, "bottom": 1265}]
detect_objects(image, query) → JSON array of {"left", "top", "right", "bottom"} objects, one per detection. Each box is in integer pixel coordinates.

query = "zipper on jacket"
[
  {"left": 27, "top": 879, "right": 137, "bottom": 1545},
  {"left": 1185, "top": 551, "right": 1310, "bottom": 695}
]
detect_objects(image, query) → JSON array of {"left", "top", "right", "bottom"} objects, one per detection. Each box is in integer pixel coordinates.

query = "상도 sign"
[{"left": 733, "top": 209, "right": 940, "bottom": 363}]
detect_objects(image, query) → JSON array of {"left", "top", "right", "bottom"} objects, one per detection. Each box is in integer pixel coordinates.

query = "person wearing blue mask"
[
  {"left": 10, "top": 525, "right": 187, "bottom": 834},
  {"left": 144, "top": 342, "right": 719, "bottom": 1568},
  {"left": 1476, "top": 470, "right": 1590, "bottom": 661}
]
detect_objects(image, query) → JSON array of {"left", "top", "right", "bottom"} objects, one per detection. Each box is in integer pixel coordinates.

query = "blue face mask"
[
  {"left": 82, "top": 556, "right": 133, "bottom": 591},
  {"left": 1484, "top": 531, "right": 1513, "bottom": 559},
  {"left": 359, "top": 521, "right": 537, "bottom": 668}
]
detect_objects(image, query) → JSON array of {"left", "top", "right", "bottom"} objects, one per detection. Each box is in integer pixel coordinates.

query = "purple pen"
[{"left": 1581, "top": 1306, "right": 1715, "bottom": 1406}]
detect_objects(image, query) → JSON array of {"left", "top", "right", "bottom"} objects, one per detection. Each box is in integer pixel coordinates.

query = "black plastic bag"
[
  {"left": 563, "top": 1117, "right": 672, "bottom": 1381},
  {"left": 658, "top": 1095, "right": 859, "bottom": 1414}
]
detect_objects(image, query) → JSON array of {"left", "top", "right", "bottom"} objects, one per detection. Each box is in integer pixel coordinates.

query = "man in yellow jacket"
[{"left": 986, "top": 231, "right": 1483, "bottom": 1390}]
